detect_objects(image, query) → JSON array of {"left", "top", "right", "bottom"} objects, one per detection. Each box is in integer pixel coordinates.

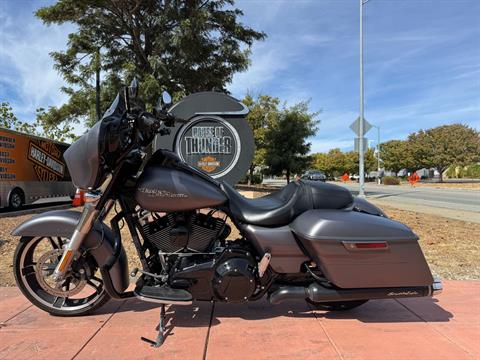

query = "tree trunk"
[
  {"left": 286, "top": 169, "right": 290, "bottom": 183},
  {"left": 438, "top": 166, "right": 444, "bottom": 182},
  {"left": 95, "top": 48, "right": 101, "bottom": 121},
  {"left": 248, "top": 165, "right": 254, "bottom": 186}
]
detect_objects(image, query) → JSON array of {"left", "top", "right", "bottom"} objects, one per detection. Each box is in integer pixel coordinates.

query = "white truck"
[{"left": 0, "top": 128, "right": 75, "bottom": 210}]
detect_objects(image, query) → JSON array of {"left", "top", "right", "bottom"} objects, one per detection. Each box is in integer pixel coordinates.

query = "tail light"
[
  {"left": 342, "top": 241, "right": 389, "bottom": 251},
  {"left": 72, "top": 189, "right": 85, "bottom": 207}
]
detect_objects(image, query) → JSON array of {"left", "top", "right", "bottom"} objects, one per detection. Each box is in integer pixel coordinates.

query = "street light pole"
[
  {"left": 373, "top": 125, "right": 381, "bottom": 184},
  {"left": 359, "top": 0, "right": 366, "bottom": 197}
]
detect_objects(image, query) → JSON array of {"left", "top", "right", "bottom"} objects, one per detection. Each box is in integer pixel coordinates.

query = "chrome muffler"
[{"left": 269, "top": 278, "right": 443, "bottom": 305}]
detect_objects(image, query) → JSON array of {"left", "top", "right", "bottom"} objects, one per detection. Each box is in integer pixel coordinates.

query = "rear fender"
[{"left": 11, "top": 210, "right": 129, "bottom": 294}]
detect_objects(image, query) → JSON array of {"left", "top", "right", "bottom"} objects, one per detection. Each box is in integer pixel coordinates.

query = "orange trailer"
[{"left": 0, "top": 128, "right": 75, "bottom": 209}]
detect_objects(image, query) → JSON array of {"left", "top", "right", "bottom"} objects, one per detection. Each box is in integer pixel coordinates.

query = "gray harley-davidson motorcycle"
[{"left": 12, "top": 81, "right": 441, "bottom": 347}]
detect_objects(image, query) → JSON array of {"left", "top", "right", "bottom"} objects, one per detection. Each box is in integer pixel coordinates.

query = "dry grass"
[{"left": 0, "top": 198, "right": 478, "bottom": 286}]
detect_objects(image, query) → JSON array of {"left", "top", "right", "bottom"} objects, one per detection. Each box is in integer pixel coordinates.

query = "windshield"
[{"left": 64, "top": 90, "right": 126, "bottom": 189}]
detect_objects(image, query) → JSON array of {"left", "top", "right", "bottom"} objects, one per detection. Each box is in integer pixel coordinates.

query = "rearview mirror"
[
  {"left": 128, "top": 78, "right": 139, "bottom": 99},
  {"left": 161, "top": 91, "right": 172, "bottom": 108}
]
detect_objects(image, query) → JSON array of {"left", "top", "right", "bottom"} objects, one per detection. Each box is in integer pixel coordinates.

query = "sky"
[{"left": 1, "top": 0, "right": 479, "bottom": 152}]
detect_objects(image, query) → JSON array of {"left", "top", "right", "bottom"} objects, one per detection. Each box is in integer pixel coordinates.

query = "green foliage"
[
  {"left": 243, "top": 93, "right": 280, "bottom": 183},
  {"left": 35, "top": 0, "right": 266, "bottom": 127},
  {"left": 240, "top": 172, "right": 263, "bottom": 185},
  {"left": 382, "top": 176, "right": 400, "bottom": 185},
  {"left": 408, "top": 124, "right": 480, "bottom": 181},
  {"left": 446, "top": 164, "right": 480, "bottom": 179},
  {"left": 380, "top": 140, "right": 414, "bottom": 174},
  {"left": 264, "top": 101, "right": 319, "bottom": 182},
  {"left": 312, "top": 148, "right": 376, "bottom": 178},
  {"left": 0, "top": 102, "right": 75, "bottom": 142}
]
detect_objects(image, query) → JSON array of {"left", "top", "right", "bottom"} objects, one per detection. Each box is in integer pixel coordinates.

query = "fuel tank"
[{"left": 135, "top": 165, "right": 227, "bottom": 212}]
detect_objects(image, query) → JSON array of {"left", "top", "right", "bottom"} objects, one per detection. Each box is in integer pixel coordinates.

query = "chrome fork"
[{"left": 52, "top": 201, "right": 100, "bottom": 281}]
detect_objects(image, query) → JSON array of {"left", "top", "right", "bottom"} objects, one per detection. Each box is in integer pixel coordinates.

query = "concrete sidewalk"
[{"left": 0, "top": 281, "right": 479, "bottom": 360}]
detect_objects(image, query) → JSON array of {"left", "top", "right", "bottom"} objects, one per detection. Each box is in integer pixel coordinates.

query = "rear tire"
[
  {"left": 306, "top": 299, "right": 368, "bottom": 311},
  {"left": 14, "top": 236, "right": 110, "bottom": 317},
  {"left": 9, "top": 189, "right": 24, "bottom": 210}
]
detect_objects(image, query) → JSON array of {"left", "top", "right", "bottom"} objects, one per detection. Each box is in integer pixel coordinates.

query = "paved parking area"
[{"left": 0, "top": 280, "right": 479, "bottom": 359}]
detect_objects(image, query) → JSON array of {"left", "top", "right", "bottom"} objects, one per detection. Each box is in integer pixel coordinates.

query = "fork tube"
[{"left": 52, "top": 203, "right": 100, "bottom": 280}]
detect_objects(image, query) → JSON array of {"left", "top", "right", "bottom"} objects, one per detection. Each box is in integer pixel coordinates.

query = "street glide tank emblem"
[{"left": 137, "top": 187, "right": 188, "bottom": 198}]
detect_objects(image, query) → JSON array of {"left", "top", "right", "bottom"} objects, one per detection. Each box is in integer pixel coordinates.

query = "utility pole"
[
  {"left": 373, "top": 125, "right": 381, "bottom": 184},
  {"left": 358, "top": 0, "right": 367, "bottom": 197},
  {"left": 95, "top": 48, "right": 101, "bottom": 121}
]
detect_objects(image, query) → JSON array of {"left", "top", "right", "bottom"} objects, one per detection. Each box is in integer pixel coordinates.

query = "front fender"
[{"left": 11, "top": 210, "right": 129, "bottom": 294}]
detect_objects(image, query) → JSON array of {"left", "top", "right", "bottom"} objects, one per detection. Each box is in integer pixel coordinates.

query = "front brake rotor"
[{"left": 35, "top": 249, "right": 87, "bottom": 297}]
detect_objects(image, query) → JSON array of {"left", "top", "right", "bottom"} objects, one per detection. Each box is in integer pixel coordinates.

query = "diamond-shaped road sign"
[{"left": 350, "top": 117, "right": 372, "bottom": 136}]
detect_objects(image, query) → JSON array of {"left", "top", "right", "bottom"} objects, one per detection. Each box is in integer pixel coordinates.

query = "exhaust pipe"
[{"left": 269, "top": 279, "right": 443, "bottom": 305}]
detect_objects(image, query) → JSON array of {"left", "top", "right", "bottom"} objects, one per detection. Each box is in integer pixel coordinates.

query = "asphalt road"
[
  {"left": 0, "top": 197, "right": 72, "bottom": 218},
  {"left": 263, "top": 179, "right": 480, "bottom": 215},
  {"left": 337, "top": 182, "right": 480, "bottom": 213}
]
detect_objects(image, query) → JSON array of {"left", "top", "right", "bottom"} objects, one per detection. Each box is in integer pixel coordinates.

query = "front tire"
[
  {"left": 14, "top": 236, "right": 110, "bottom": 316},
  {"left": 307, "top": 299, "right": 368, "bottom": 311}
]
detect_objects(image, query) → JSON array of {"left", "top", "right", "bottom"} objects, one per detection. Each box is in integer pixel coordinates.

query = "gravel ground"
[{"left": 0, "top": 197, "right": 478, "bottom": 286}]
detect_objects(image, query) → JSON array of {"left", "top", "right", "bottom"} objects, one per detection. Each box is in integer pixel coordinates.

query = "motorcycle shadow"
[{"left": 93, "top": 296, "right": 452, "bottom": 340}]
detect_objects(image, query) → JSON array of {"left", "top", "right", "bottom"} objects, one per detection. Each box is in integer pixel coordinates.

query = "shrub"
[
  {"left": 239, "top": 173, "right": 263, "bottom": 185},
  {"left": 382, "top": 176, "right": 400, "bottom": 185}
]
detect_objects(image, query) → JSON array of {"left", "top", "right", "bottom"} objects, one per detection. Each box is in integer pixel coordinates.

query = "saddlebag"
[{"left": 290, "top": 209, "right": 434, "bottom": 288}]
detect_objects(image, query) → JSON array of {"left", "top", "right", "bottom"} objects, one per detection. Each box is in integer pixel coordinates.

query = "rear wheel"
[
  {"left": 13, "top": 236, "right": 110, "bottom": 316},
  {"left": 306, "top": 299, "right": 368, "bottom": 311},
  {"left": 9, "top": 189, "right": 24, "bottom": 210}
]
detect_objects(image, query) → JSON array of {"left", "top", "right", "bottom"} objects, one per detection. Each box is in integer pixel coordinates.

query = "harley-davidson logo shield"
[{"left": 197, "top": 156, "right": 220, "bottom": 173}]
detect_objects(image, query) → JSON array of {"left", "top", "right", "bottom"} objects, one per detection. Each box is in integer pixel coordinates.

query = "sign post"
[{"left": 350, "top": 116, "right": 372, "bottom": 194}]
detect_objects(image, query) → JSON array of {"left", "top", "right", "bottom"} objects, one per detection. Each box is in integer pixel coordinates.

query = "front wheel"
[
  {"left": 306, "top": 298, "right": 368, "bottom": 311},
  {"left": 13, "top": 236, "right": 110, "bottom": 316}
]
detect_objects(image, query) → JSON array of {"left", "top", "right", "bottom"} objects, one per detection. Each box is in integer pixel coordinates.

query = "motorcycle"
[{"left": 12, "top": 81, "right": 441, "bottom": 347}]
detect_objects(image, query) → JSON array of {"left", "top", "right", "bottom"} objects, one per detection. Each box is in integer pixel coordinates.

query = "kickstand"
[{"left": 141, "top": 304, "right": 166, "bottom": 348}]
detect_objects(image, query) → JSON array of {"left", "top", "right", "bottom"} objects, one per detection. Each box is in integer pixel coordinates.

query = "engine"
[
  {"left": 139, "top": 211, "right": 230, "bottom": 253},
  {"left": 168, "top": 241, "right": 259, "bottom": 302},
  {"left": 138, "top": 212, "right": 260, "bottom": 303}
]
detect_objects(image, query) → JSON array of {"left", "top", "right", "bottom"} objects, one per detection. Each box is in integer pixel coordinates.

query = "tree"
[
  {"left": 343, "top": 148, "right": 376, "bottom": 176},
  {"left": 0, "top": 102, "right": 75, "bottom": 142},
  {"left": 243, "top": 94, "right": 279, "bottom": 184},
  {"left": 313, "top": 148, "right": 346, "bottom": 178},
  {"left": 380, "top": 140, "right": 414, "bottom": 175},
  {"left": 408, "top": 124, "right": 480, "bottom": 182},
  {"left": 265, "top": 101, "right": 319, "bottom": 183},
  {"left": 36, "top": 0, "right": 266, "bottom": 127}
]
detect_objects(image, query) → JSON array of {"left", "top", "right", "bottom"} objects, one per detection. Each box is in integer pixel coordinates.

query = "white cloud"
[{"left": 0, "top": 13, "right": 73, "bottom": 123}]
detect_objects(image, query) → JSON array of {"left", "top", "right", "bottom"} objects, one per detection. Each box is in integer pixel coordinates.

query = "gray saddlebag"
[{"left": 291, "top": 210, "right": 434, "bottom": 288}]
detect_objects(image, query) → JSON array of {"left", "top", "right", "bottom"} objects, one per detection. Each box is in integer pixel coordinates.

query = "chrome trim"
[
  {"left": 84, "top": 192, "right": 101, "bottom": 204},
  {"left": 134, "top": 292, "right": 193, "bottom": 306},
  {"left": 431, "top": 277, "right": 443, "bottom": 296},
  {"left": 258, "top": 252, "right": 271, "bottom": 277},
  {"left": 52, "top": 203, "right": 100, "bottom": 280}
]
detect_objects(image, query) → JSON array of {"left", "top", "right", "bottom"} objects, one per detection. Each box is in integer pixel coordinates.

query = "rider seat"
[{"left": 221, "top": 180, "right": 353, "bottom": 226}]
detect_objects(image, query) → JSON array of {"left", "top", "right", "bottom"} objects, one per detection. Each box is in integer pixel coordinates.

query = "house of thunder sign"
[
  {"left": 156, "top": 91, "right": 254, "bottom": 184},
  {"left": 175, "top": 116, "right": 241, "bottom": 179}
]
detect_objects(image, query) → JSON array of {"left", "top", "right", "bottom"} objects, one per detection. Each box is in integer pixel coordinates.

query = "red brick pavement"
[{"left": 0, "top": 280, "right": 479, "bottom": 360}]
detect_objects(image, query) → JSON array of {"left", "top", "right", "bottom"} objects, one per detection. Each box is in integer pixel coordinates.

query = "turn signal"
[{"left": 72, "top": 189, "right": 85, "bottom": 207}]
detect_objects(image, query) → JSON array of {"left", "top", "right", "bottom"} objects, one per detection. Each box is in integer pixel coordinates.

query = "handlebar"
[{"left": 135, "top": 110, "right": 186, "bottom": 146}]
